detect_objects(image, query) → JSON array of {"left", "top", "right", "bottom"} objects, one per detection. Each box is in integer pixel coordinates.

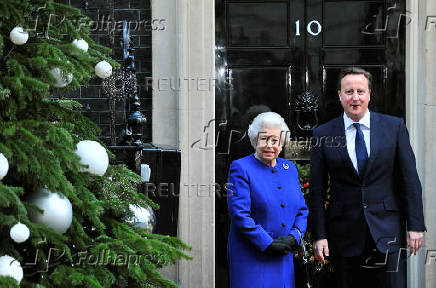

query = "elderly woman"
[{"left": 227, "top": 112, "right": 308, "bottom": 288}]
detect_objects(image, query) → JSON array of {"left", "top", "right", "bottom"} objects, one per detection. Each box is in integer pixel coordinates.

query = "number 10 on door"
[{"left": 295, "top": 20, "right": 322, "bottom": 36}]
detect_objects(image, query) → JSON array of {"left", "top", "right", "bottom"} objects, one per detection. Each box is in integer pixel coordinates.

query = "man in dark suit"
[{"left": 309, "top": 67, "right": 426, "bottom": 288}]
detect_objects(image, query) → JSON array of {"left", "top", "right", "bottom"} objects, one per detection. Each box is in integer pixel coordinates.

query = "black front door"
[{"left": 215, "top": 1, "right": 406, "bottom": 286}]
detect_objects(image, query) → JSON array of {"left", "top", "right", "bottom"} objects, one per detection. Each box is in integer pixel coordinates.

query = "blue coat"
[{"left": 227, "top": 154, "right": 308, "bottom": 288}]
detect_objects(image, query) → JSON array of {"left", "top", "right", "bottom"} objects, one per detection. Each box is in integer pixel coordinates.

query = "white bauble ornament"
[
  {"left": 75, "top": 140, "right": 109, "bottom": 176},
  {"left": 126, "top": 204, "right": 156, "bottom": 231},
  {"left": 27, "top": 188, "right": 72, "bottom": 234},
  {"left": 72, "top": 39, "right": 88, "bottom": 52},
  {"left": 10, "top": 222, "right": 30, "bottom": 243},
  {"left": 95, "top": 61, "right": 112, "bottom": 79},
  {"left": 9, "top": 26, "right": 29, "bottom": 45},
  {"left": 0, "top": 153, "right": 9, "bottom": 180},
  {"left": 49, "top": 67, "right": 73, "bottom": 88},
  {"left": 0, "top": 255, "right": 23, "bottom": 284}
]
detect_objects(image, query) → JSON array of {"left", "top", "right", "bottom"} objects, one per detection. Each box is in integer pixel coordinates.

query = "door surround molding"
[
  {"left": 406, "top": 0, "right": 435, "bottom": 287},
  {"left": 152, "top": 0, "right": 215, "bottom": 287}
]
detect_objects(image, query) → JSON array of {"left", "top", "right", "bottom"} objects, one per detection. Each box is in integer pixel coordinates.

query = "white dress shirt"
[{"left": 343, "top": 111, "right": 371, "bottom": 173}]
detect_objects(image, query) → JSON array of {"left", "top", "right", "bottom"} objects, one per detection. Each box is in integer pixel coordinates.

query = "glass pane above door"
[
  {"left": 228, "top": 2, "right": 288, "bottom": 47},
  {"left": 323, "top": 2, "right": 385, "bottom": 47}
]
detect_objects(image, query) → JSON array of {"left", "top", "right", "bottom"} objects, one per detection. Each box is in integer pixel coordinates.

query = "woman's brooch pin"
[{"left": 282, "top": 163, "right": 289, "bottom": 170}]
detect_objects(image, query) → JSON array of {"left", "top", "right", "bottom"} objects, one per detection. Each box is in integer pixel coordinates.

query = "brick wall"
[{"left": 58, "top": 0, "right": 152, "bottom": 146}]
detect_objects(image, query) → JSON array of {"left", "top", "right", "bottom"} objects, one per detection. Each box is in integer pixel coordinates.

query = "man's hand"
[
  {"left": 407, "top": 231, "right": 424, "bottom": 255},
  {"left": 313, "top": 239, "right": 329, "bottom": 264}
]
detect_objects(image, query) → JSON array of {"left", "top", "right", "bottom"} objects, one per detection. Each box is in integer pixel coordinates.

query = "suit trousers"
[{"left": 332, "top": 228, "right": 406, "bottom": 288}]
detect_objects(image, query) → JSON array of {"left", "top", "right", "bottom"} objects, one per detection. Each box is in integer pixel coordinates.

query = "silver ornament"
[
  {"left": 0, "top": 153, "right": 9, "bottom": 180},
  {"left": 10, "top": 26, "right": 29, "bottom": 45},
  {"left": 95, "top": 61, "right": 112, "bottom": 79},
  {"left": 72, "top": 39, "right": 88, "bottom": 52},
  {"left": 75, "top": 140, "right": 109, "bottom": 176},
  {"left": 26, "top": 188, "right": 72, "bottom": 234},
  {"left": 126, "top": 204, "right": 156, "bottom": 231},
  {"left": 10, "top": 222, "right": 30, "bottom": 243},
  {"left": 0, "top": 255, "right": 23, "bottom": 284},
  {"left": 49, "top": 67, "right": 73, "bottom": 88}
]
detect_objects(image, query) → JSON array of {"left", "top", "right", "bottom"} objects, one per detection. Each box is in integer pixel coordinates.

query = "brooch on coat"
[{"left": 282, "top": 163, "right": 289, "bottom": 170}]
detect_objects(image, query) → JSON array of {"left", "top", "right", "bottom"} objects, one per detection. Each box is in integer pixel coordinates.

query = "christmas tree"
[{"left": 0, "top": 0, "right": 190, "bottom": 287}]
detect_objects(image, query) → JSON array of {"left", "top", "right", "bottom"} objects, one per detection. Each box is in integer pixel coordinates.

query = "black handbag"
[{"left": 293, "top": 228, "right": 312, "bottom": 288}]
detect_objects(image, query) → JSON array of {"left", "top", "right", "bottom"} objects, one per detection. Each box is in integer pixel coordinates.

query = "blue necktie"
[{"left": 353, "top": 123, "right": 368, "bottom": 176}]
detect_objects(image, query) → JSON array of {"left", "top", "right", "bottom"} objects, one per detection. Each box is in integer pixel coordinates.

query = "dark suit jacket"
[{"left": 309, "top": 112, "right": 426, "bottom": 256}]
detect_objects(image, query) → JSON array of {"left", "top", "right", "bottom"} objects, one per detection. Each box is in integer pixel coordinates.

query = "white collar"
[{"left": 343, "top": 110, "right": 370, "bottom": 130}]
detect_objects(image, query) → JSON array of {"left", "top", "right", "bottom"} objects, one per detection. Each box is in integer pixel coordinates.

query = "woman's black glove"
[
  {"left": 277, "top": 235, "right": 299, "bottom": 251},
  {"left": 264, "top": 239, "right": 291, "bottom": 256}
]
